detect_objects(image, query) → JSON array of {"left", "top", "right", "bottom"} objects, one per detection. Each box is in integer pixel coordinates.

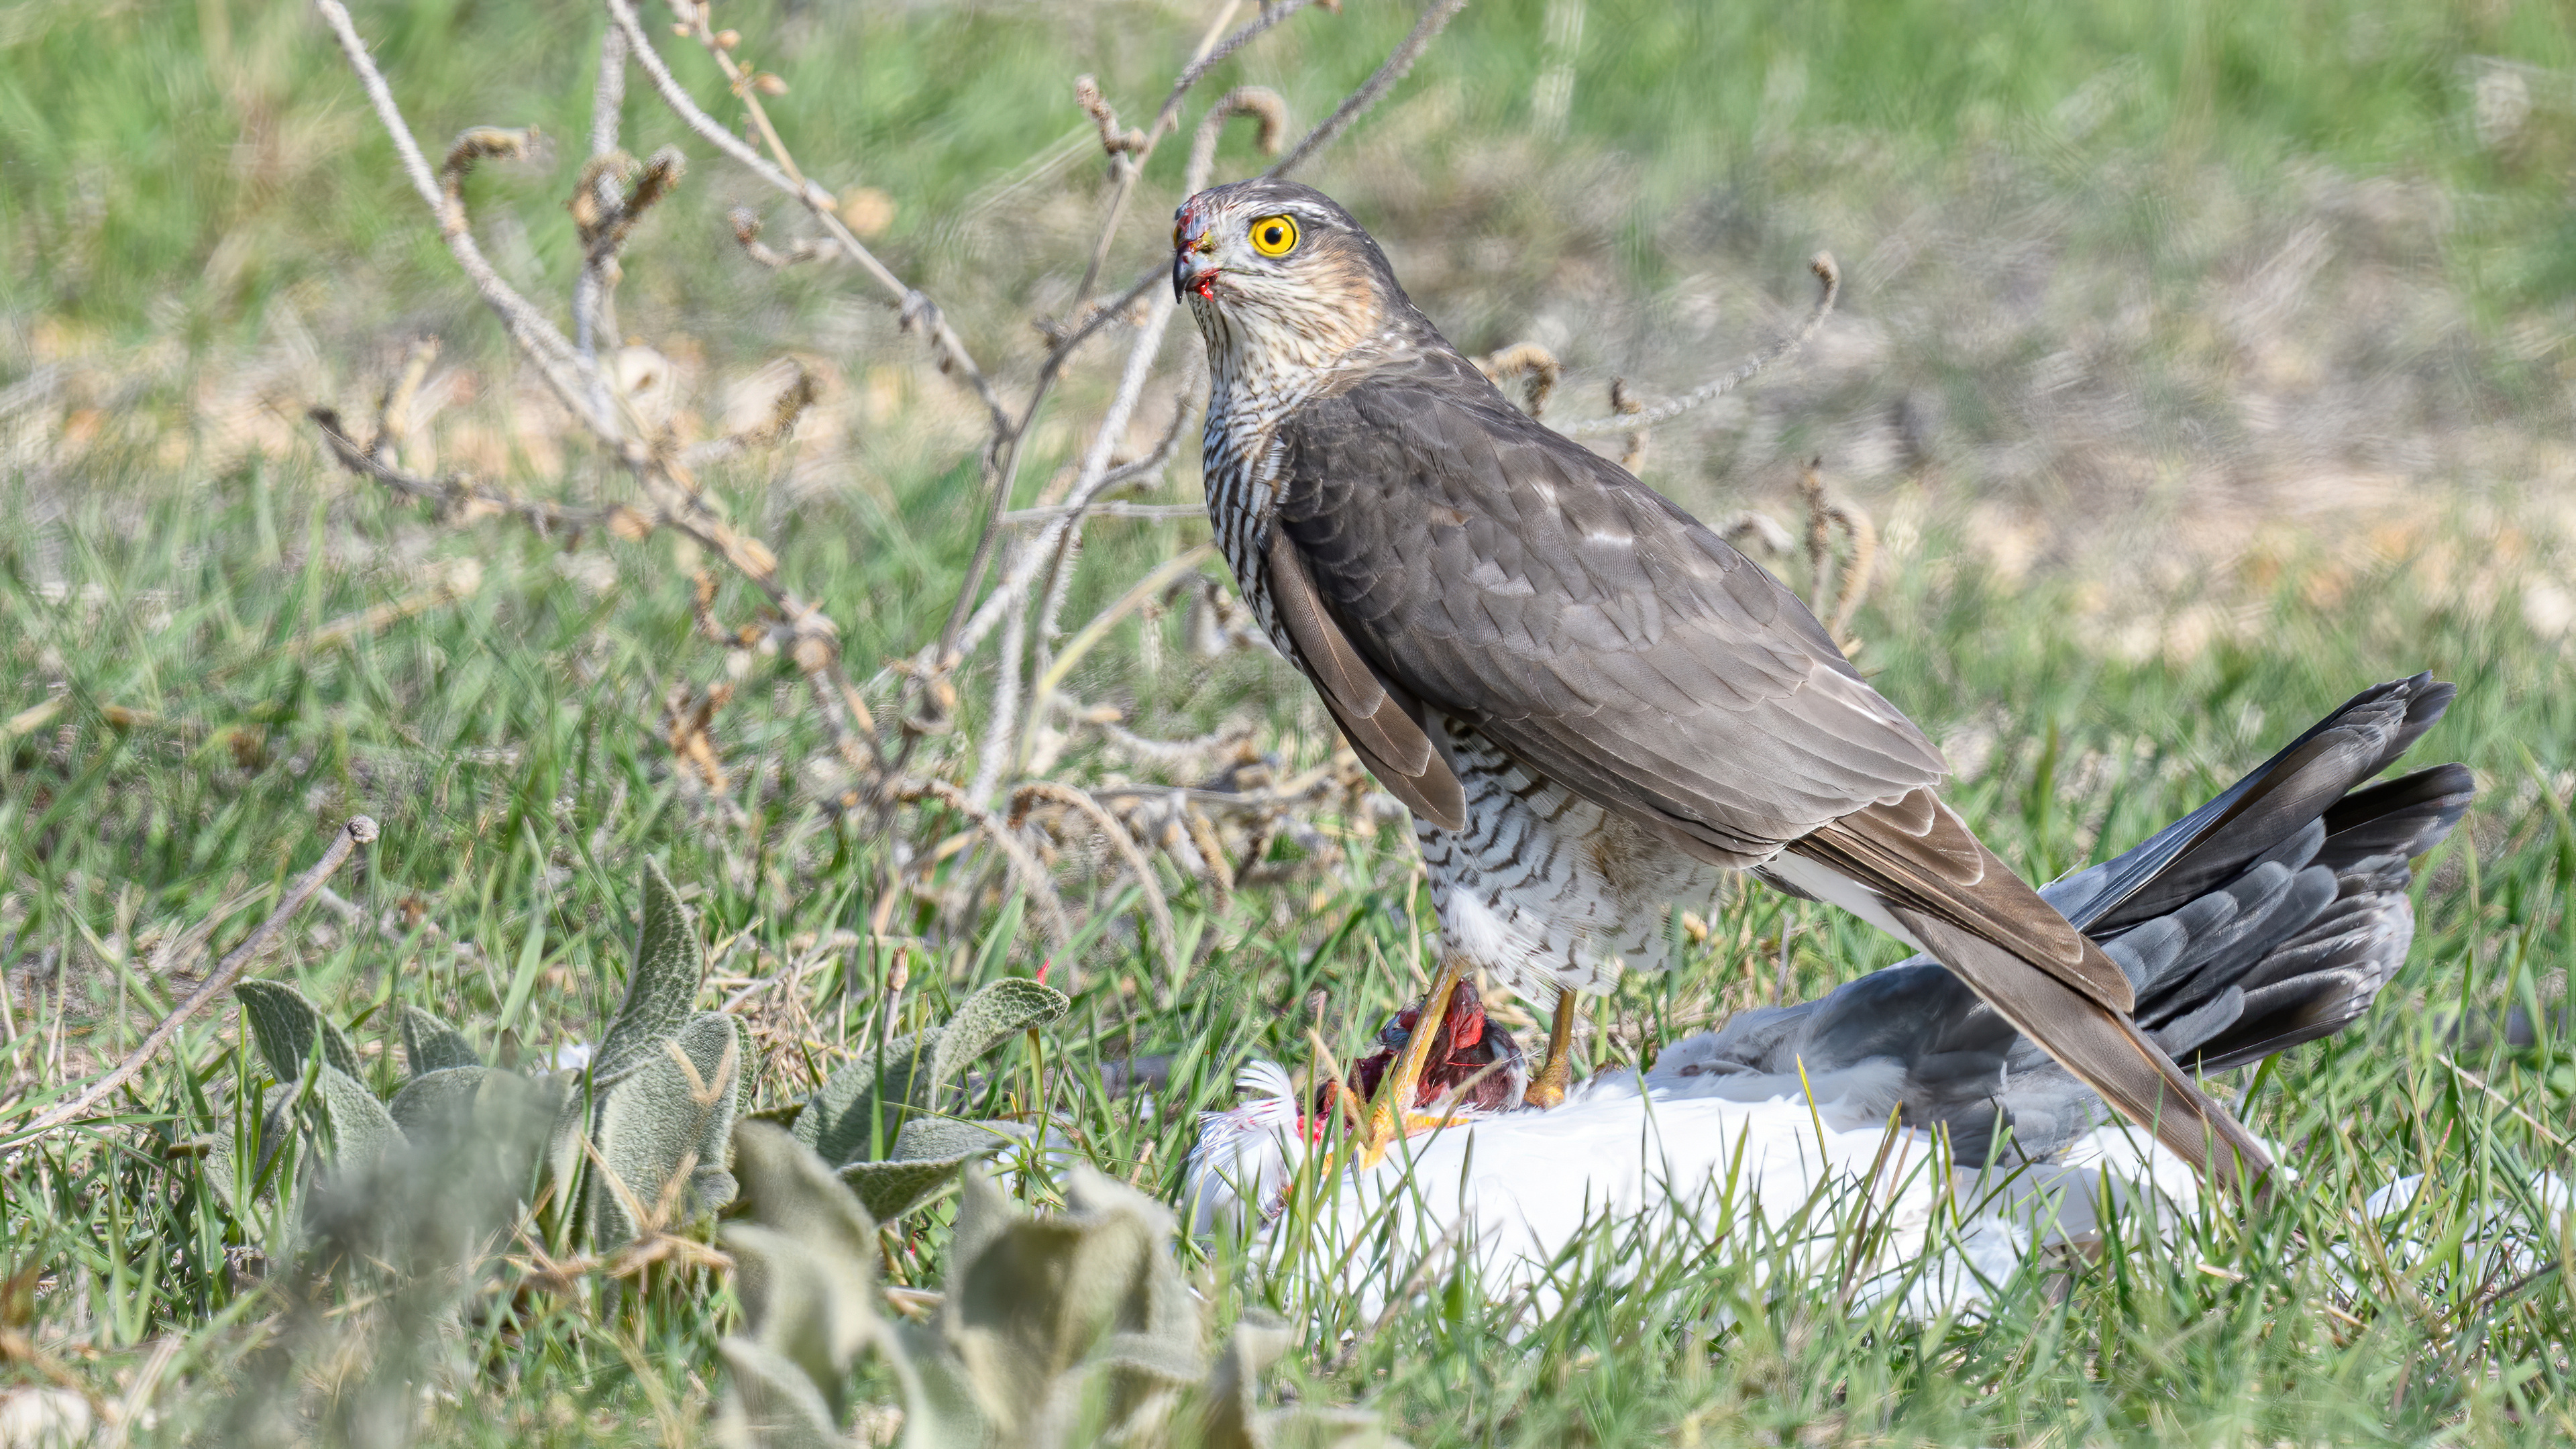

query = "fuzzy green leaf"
[
  {"left": 892, "top": 1116, "right": 1027, "bottom": 1164},
  {"left": 724, "top": 1124, "right": 881, "bottom": 1406},
  {"left": 588, "top": 1012, "right": 741, "bottom": 1244},
  {"left": 692, "top": 1014, "right": 752, "bottom": 1214},
  {"left": 800, "top": 1028, "right": 939, "bottom": 1168},
  {"left": 1195, "top": 1311, "right": 1287, "bottom": 1449},
  {"left": 925, "top": 978, "right": 1067, "bottom": 1099},
  {"left": 713, "top": 1338, "right": 845, "bottom": 1449},
  {"left": 933, "top": 1163, "right": 1197, "bottom": 1436},
  {"left": 543, "top": 1074, "right": 594, "bottom": 1245},
  {"left": 313, "top": 1065, "right": 403, "bottom": 1172},
  {"left": 201, "top": 1084, "right": 297, "bottom": 1221},
  {"left": 398, "top": 1006, "right": 480, "bottom": 1077},
  {"left": 837, "top": 1152, "right": 979, "bottom": 1223},
  {"left": 386, "top": 1065, "right": 488, "bottom": 1144},
  {"left": 594, "top": 859, "right": 706, "bottom": 1087},
  {"left": 236, "top": 981, "right": 364, "bottom": 1085}
]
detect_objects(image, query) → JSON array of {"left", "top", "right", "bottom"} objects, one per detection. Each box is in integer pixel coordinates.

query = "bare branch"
[
  {"left": 727, "top": 206, "right": 831, "bottom": 268},
  {"left": 600, "top": 0, "right": 1008, "bottom": 435},
  {"left": 1075, "top": 74, "right": 1148, "bottom": 156},
  {"left": 1557, "top": 252, "right": 1841, "bottom": 437},
  {"left": 1012, "top": 780, "right": 1179, "bottom": 982},
  {"left": 1475, "top": 341, "right": 1560, "bottom": 419},
  {"left": 313, "top": 1, "right": 613, "bottom": 437},
  {"left": 1185, "top": 85, "right": 1289, "bottom": 196},
  {"left": 904, "top": 779, "right": 1073, "bottom": 949},
  {"left": 576, "top": 21, "right": 631, "bottom": 365},
  {"left": 5, "top": 817, "right": 379, "bottom": 1146},
  {"left": 1007, "top": 501, "right": 1200, "bottom": 528}
]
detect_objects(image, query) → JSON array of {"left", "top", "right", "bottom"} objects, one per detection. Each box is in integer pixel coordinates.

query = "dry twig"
[
  {"left": 5, "top": 817, "right": 379, "bottom": 1146},
  {"left": 1557, "top": 253, "right": 1841, "bottom": 437}
]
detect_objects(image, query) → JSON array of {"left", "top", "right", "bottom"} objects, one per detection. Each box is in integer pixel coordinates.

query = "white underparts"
[{"left": 1761, "top": 852, "right": 1929, "bottom": 953}]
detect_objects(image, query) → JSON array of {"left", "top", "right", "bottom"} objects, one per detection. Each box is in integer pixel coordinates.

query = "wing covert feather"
[
  {"left": 1258, "top": 529, "right": 1466, "bottom": 830},
  {"left": 1271, "top": 359, "right": 1945, "bottom": 863}
]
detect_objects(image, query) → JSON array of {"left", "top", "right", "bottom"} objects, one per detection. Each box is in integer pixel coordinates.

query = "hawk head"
[{"left": 1173, "top": 180, "right": 1428, "bottom": 386}]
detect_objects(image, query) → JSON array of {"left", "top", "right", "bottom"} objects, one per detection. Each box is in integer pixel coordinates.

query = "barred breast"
[
  {"left": 1417, "top": 717, "right": 1726, "bottom": 1003},
  {"left": 1201, "top": 354, "right": 1722, "bottom": 1005}
]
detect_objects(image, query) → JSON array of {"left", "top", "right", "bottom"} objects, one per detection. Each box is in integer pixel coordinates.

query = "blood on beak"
[{"left": 1173, "top": 215, "right": 1218, "bottom": 301}]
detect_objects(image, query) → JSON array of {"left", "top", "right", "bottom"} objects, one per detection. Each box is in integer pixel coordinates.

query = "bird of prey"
[
  {"left": 1185, "top": 677, "right": 2473, "bottom": 1292},
  {"left": 1173, "top": 177, "right": 2373, "bottom": 1190}
]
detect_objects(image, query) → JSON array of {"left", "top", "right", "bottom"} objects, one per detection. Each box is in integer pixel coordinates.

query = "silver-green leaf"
[
  {"left": 594, "top": 859, "right": 706, "bottom": 1088},
  {"left": 837, "top": 1152, "right": 980, "bottom": 1224},
  {"left": 398, "top": 1006, "right": 480, "bottom": 1077},
  {"left": 723, "top": 1123, "right": 881, "bottom": 1419},
  {"left": 588, "top": 1011, "right": 741, "bottom": 1243},
  {"left": 313, "top": 1065, "right": 403, "bottom": 1173},
  {"left": 925, "top": 978, "right": 1067, "bottom": 1100},
  {"left": 714, "top": 1338, "right": 846, "bottom": 1449},
  {"left": 236, "top": 980, "right": 364, "bottom": 1085}
]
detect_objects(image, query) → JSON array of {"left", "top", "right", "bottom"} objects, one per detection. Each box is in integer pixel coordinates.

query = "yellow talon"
[
  {"left": 1356, "top": 954, "right": 1472, "bottom": 1167},
  {"left": 1522, "top": 991, "right": 1580, "bottom": 1110}
]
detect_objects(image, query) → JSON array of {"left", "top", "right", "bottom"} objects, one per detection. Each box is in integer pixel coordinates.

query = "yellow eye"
[{"left": 1248, "top": 214, "right": 1298, "bottom": 257}]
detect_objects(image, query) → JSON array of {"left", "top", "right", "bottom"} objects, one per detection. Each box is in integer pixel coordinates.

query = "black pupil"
[{"left": 1264, "top": 225, "right": 1283, "bottom": 246}]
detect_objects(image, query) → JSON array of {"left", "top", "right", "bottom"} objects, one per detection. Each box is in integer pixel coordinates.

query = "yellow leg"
[
  {"left": 1523, "top": 991, "right": 1580, "bottom": 1109},
  {"left": 1358, "top": 955, "right": 1472, "bottom": 1167}
]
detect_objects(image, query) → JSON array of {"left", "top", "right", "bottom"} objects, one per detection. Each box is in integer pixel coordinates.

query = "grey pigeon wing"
[
  {"left": 1731, "top": 682, "right": 2469, "bottom": 1164},
  {"left": 1271, "top": 356, "right": 1946, "bottom": 863}
]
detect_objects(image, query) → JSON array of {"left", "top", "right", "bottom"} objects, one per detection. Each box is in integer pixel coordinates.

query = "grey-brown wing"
[
  {"left": 1259, "top": 531, "right": 1466, "bottom": 829},
  {"left": 1270, "top": 356, "right": 1947, "bottom": 866},
  {"left": 1788, "top": 788, "right": 2136, "bottom": 1012}
]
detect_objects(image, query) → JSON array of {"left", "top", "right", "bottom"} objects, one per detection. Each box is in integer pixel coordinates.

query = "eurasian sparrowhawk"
[{"left": 1174, "top": 178, "right": 2271, "bottom": 1189}]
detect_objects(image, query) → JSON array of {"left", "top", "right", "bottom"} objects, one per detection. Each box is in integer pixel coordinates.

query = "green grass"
[
  {"left": 6, "top": 0, "right": 2576, "bottom": 1443},
  {"left": 4, "top": 427, "right": 2575, "bottom": 1444},
  {"left": 7, "top": 0, "right": 2574, "bottom": 344}
]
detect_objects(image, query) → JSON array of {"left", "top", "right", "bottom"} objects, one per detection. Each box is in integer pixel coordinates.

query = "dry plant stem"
[
  {"left": 1268, "top": 0, "right": 1469, "bottom": 178},
  {"left": 6, "top": 818, "right": 380, "bottom": 1145},
  {"left": 1477, "top": 341, "right": 1561, "bottom": 419},
  {"left": 1828, "top": 502, "right": 1877, "bottom": 640},
  {"left": 938, "top": 267, "right": 1162, "bottom": 673},
  {"left": 902, "top": 780, "right": 1073, "bottom": 949},
  {"left": 598, "top": 0, "right": 1006, "bottom": 432},
  {"left": 314, "top": 5, "right": 897, "bottom": 788},
  {"left": 1012, "top": 781, "right": 1179, "bottom": 979},
  {"left": 315, "top": 409, "right": 609, "bottom": 534},
  {"left": 315, "top": 1, "right": 616, "bottom": 440},
  {"left": 1558, "top": 253, "right": 1842, "bottom": 437},
  {"left": 943, "top": 3, "right": 1302, "bottom": 671},
  {"left": 1185, "top": 87, "right": 1288, "bottom": 197},
  {"left": 1795, "top": 460, "right": 1878, "bottom": 644},
  {"left": 962, "top": 84, "right": 1298, "bottom": 794},
  {"left": 1006, "top": 500, "right": 1203, "bottom": 527},
  {"left": 1069, "top": 0, "right": 1273, "bottom": 307},
  {"left": 576, "top": 20, "right": 631, "bottom": 368}
]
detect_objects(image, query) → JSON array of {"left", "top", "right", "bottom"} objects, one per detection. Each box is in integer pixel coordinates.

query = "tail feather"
[
  {"left": 1699, "top": 675, "right": 2470, "bottom": 1171},
  {"left": 2055, "top": 673, "right": 2451, "bottom": 932},
  {"left": 1892, "top": 908, "right": 2272, "bottom": 1189}
]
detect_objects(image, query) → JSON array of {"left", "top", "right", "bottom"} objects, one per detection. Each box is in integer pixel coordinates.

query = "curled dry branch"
[
  {"left": 1797, "top": 459, "right": 1878, "bottom": 650},
  {"left": 1011, "top": 781, "right": 1179, "bottom": 981},
  {"left": 902, "top": 779, "right": 1075, "bottom": 951},
  {"left": 1556, "top": 252, "right": 1841, "bottom": 438},
  {"left": 1475, "top": 341, "right": 1561, "bottom": 420}
]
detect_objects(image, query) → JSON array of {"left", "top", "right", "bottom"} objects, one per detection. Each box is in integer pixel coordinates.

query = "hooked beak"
[{"left": 1173, "top": 219, "right": 1217, "bottom": 302}]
